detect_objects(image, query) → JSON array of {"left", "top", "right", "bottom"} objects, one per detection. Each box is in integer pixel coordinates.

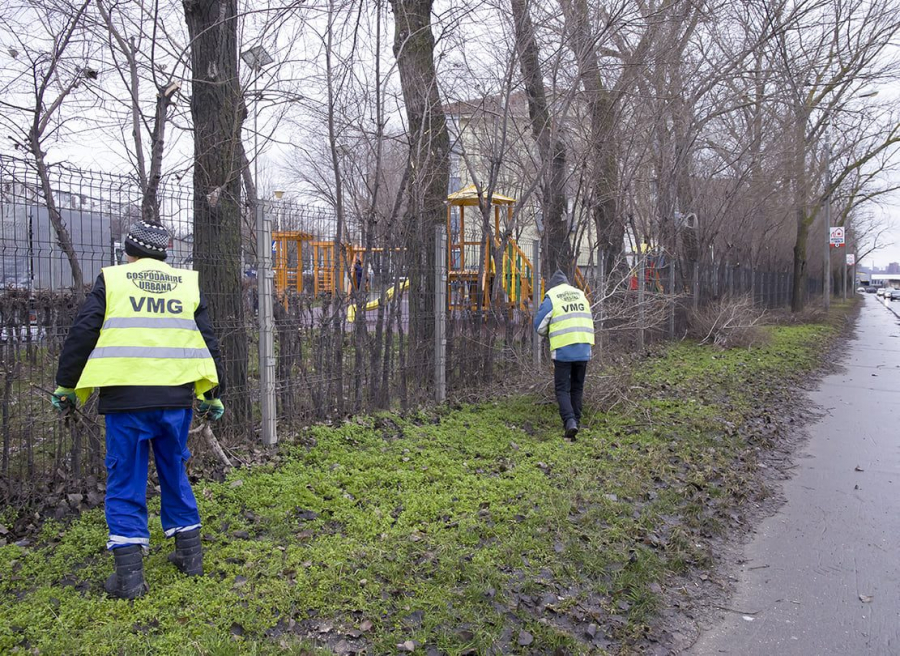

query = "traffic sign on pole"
[
  {"left": 846, "top": 253, "right": 855, "bottom": 266},
  {"left": 830, "top": 227, "right": 845, "bottom": 247}
]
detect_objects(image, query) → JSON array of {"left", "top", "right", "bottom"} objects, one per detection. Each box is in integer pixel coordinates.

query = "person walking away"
[
  {"left": 534, "top": 270, "right": 594, "bottom": 439},
  {"left": 50, "top": 220, "right": 225, "bottom": 599},
  {"left": 353, "top": 257, "right": 363, "bottom": 291}
]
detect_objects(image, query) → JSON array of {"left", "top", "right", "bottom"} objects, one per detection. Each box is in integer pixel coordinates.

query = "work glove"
[
  {"left": 51, "top": 387, "right": 76, "bottom": 412},
  {"left": 198, "top": 398, "right": 225, "bottom": 421}
]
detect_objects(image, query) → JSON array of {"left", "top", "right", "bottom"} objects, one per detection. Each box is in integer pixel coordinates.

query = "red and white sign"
[
  {"left": 830, "top": 227, "right": 845, "bottom": 247},
  {"left": 846, "top": 253, "right": 856, "bottom": 266}
]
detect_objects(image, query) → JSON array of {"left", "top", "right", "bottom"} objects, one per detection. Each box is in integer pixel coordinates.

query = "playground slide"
[{"left": 346, "top": 279, "right": 410, "bottom": 322}]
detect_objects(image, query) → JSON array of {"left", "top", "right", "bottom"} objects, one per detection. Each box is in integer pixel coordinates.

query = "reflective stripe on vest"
[
  {"left": 102, "top": 317, "right": 199, "bottom": 330},
  {"left": 75, "top": 258, "right": 219, "bottom": 403},
  {"left": 549, "top": 312, "right": 593, "bottom": 325},
  {"left": 547, "top": 284, "right": 595, "bottom": 351},
  {"left": 89, "top": 346, "right": 212, "bottom": 360}
]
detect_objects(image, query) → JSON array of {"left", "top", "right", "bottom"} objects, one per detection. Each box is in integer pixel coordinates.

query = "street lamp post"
[{"left": 240, "top": 44, "right": 277, "bottom": 447}]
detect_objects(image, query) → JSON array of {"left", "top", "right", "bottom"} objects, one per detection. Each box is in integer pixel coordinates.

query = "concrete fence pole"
[
  {"left": 668, "top": 260, "right": 676, "bottom": 339},
  {"left": 434, "top": 225, "right": 447, "bottom": 403},
  {"left": 692, "top": 261, "right": 700, "bottom": 312},
  {"left": 532, "top": 240, "right": 541, "bottom": 368},
  {"left": 638, "top": 254, "right": 646, "bottom": 350},
  {"left": 257, "top": 203, "right": 277, "bottom": 446}
]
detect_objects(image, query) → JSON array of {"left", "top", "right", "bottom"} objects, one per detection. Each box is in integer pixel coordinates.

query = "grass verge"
[{"left": 0, "top": 322, "right": 837, "bottom": 655}]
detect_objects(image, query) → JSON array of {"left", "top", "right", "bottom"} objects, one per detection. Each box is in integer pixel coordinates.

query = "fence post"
[
  {"left": 598, "top": 249, "right": 606, "bottom": 351},
  {"left": 842, "top": 261, "right": 846, "bottom": 302},
  {"left": 692, "top": 261, "right": 699, "bottom": 312},
  {"left": 668, "top": 260, "right": 675, "bottom": 339},
  {"left": 638, "top": 253, "right": 645, "bottom": 349},
  {"left": 257, "top": 203, "right": 277, "bottom": 446},
  {"left": 532, "top": 240, "right": 541, "bottom": 368},
  {"left": 435, "top": 225, "right": 447, "bottom": 404},
  {"left": 751, "top": 268, "right": 756, "bottom": 304}
]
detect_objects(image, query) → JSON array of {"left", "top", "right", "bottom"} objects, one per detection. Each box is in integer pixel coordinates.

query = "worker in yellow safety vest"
[
  {"left": 534, "top": 270, "right": 595, "bottom": 439},
  {"left": 50, "top": 220, "right": 225, "bottom": 599}
]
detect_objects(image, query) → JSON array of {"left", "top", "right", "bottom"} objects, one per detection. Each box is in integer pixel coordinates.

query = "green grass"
[{"left": 0, "top": 323, "right": 836, "bottom": 655}]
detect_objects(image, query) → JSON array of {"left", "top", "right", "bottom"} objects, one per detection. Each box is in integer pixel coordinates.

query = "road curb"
[{"left": 877, "top": 295, "right": 900, "bottom": 319}]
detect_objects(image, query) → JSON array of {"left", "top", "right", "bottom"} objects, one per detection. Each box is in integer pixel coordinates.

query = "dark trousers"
[{"left": 553, "top": 360, "right": 587, "bottom": 425}]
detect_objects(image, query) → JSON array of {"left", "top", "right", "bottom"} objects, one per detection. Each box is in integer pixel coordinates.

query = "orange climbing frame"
[
  {"left": 446, "top": 185, "right": 518, "bottom": 311},
  {"left": 273, "top": 231, "right": 358, "bottom": 296}
]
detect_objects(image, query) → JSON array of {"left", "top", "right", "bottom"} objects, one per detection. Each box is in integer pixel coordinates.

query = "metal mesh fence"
[{"left": 0, "top": 154, "right": 827, "bottom": 504}]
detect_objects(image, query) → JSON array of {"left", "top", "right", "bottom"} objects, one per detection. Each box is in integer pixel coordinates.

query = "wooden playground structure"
[{"left": 272, "top": 185, "right": 587, "bottom": 316}]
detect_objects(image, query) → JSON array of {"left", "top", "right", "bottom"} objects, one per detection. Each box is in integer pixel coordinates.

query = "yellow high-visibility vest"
[
  {"left": 75, "top": 258, "right": 219, "bottom": 403},
  {"left": 547, "top": 284, "right": 595, "bottom": 351}
]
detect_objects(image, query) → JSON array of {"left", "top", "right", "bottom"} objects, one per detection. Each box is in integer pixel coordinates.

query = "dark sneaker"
[{"left": 564, "top": 418, "right": 578, "bottom": 440}]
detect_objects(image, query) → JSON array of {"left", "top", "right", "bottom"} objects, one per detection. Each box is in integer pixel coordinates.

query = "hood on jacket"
[{"left": 547, "top": 270, "right": 569, "bottom": 290}]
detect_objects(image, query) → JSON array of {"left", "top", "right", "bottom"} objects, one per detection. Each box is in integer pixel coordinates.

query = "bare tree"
[
  {"left": 94, "top": 0, "right": 186, "bottom": 225},
  {"left": 762, "top": 0, "right": 900, "bottom": 309},
  {"left": 510, "top": 0, "right": 571, "bottom": 274},
  {"left": 0, "top": 0, "right": 95, "bottom": 300},
  {"left": 388, "top": 0, "right": 451, "bottom": 379},
  {"left": 184, "top": 0, "right": 249, "bottom": 430}
]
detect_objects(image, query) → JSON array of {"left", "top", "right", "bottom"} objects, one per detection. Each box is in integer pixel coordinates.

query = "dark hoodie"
[{"left": 547, "top": 270, "right": 569, "bottom": 290}]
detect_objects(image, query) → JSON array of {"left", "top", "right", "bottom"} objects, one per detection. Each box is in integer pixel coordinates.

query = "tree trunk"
[
  {"left": 791, "top": 206, "right": 808, "bottom": 312},
  {"left": 388, "top": 0, "right": 450, "bottom": 381},
  {"left": 790, "top": 105, "right": 810, "bottom": 312},
  {"left": 30, "top": 148, "right": 85, "bottom": 301},
  {"left": 560, "top": 0, "right": 621, "bottom": 271},
  {"left": 510, "top": 0, "right": 571, "bottom": 275},
  {"left": 142, "top": 83, "right": 178, "bottom": 225},
  {"left": 184, "top": 0, "right": 250, "bottom": 433}
]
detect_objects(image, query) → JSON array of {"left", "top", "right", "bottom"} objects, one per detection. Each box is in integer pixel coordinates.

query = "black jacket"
[{"left": 55, "top": 271, "right": 225, "bottom": 414}]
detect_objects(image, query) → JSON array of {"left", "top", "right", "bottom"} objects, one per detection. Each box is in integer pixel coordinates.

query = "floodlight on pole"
[
  {"left": 240, "top": 45, "right": 273, "bottom": 71},
  {"left": 240, "top": 45, "right": 273, "bottom": 191}
]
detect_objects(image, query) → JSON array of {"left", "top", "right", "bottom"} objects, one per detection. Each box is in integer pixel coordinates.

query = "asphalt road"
[{"left": 689, "top": 294, "right": 900, "bottom": 655}]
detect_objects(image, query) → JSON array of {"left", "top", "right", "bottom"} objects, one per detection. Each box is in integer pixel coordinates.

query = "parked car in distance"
[
  {"left": 857, "top": 286, "right": 867, "bottom": 293},
  {"left": 889, "top": 289, "right": 900, "bottom": 302},
  {"left": 866, "top": 286, "right": 878, "bottom": 293}
]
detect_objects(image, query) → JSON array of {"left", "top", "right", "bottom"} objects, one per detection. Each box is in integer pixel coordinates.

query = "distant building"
[
  {"left": 888, "top": 262, "right": 900, "bottom": 274},
  {"left": 1, "top": 201, "right": 113, "bottom": 290}
]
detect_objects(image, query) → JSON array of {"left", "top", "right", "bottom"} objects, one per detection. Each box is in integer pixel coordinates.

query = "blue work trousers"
[{"left": 104, "top": 409, "right": 200, "bottom": 550}]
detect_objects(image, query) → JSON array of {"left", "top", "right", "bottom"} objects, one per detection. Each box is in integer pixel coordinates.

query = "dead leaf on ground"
[
  {"left": 859, "top": 594, "right": 874, "bottom": 603},
  {"left": 854, "top": 465, "right": 864, "bottom": 472}
]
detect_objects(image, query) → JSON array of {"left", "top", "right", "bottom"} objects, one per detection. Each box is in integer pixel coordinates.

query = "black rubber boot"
[
  {"left": 168, "top": 528, "right": 204, "bottom": 576},
  {"left": 564, "top": 418, "right": 578, "bottom": 440},
  {"left": 104, "top": 545, "right": 148, "bottom": 600}
]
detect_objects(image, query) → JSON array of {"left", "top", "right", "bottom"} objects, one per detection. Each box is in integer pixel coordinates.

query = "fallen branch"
[{"left": 189, "top": 422, "right": 233, "bottom": 469}]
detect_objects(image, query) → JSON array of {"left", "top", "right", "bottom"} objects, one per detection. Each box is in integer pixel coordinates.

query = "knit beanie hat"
[{"left": 124, "top": 221, "right": 169, "bottom": 261}]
